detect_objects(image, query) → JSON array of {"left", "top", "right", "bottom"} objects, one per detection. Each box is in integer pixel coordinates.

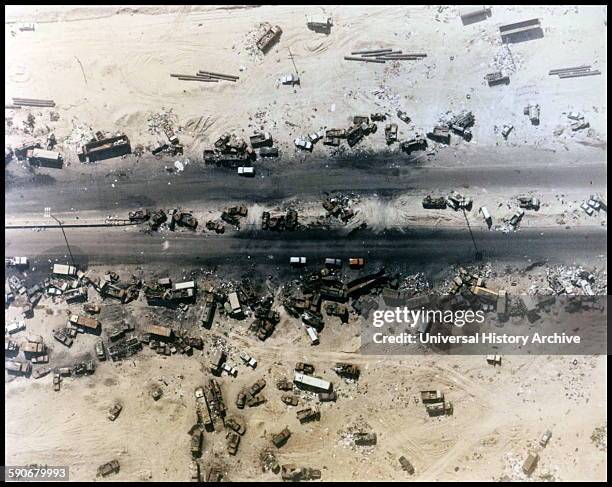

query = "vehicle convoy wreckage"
[{"left": 3, "top": 3, "right": 607, "bottom": 484}]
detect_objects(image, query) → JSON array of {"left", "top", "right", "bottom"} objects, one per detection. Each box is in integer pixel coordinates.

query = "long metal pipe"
[
  {"left": 350, "top": 48, "right": 393, "bottom": 55},
  {"left": 344, "top": 56, "right": 386, "bottom": 63},
  {"left": 196, "top": 70, "right": 239, "bottom": 80}
]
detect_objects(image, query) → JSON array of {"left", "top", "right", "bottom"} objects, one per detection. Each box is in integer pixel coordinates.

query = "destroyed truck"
[
  {"left": 518, "top": 196, "right": 540, "bottom": 211},
  {"left": 97, "top": 460, "right": 120, "bottom": 478},
  {"left": 333, "top": 362, "right": 360, "bottom": 379},
  {"left": 281, "top": 465, "right": 321, "bottom": 481},
  {"left": 5, "top": 256, "right": 28, "bottom": 268},
  {"left": 5, "top": 359, "right": 31, "bottom": 376},
  {"left": 272, "top": 427, "right": 292, "bottom": 448},
  {"left": 524, "top": 104, "right": 540, "bottom": 125},
  {"left": 422, "top": 195, "right": 447, "bottom": 209},
  {"left": 257, "top": 25, "right": 283, "bottom": 53},
  {"left": 249, "top": 132, "right": 273, "bottom": 148},
  {"left": 69, "top": 314, "right": 101, "bottom": 333},
  {"left": 306, "top": 15, "right": 332, "bottom": 33},
  {"left": 401, "top": 137, "right": 427, "bottom": 154}
]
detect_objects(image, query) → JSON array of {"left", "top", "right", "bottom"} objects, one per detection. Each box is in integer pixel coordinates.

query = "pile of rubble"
[
  {"left": 544, "top": 265, "right": 606, "bottom": 296},
  {"left": 430, "top": 110, "right": 475, "bottom": 144},
  {"left": 323, "top": 115, "right": 379, "bottom": 148},
  {"left": 148, "top": 109, "right": 183, "bottom": 156},
  {"left": 338, "top": 423, "right": 378, "bottom": 453},
  {"left": 204, "top": 133, "right": 254, "bottom": 167},
  {"left": 283, "top": 265, "right": 390, "bottom": 342}
]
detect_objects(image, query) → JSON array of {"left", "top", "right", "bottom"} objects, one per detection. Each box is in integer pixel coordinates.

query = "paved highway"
[
  {"left": 5, "top": 155, "right": 606, "bottom": 216},
  {"left": 5, "top": 225, "right": 606, "bottom": 273}
]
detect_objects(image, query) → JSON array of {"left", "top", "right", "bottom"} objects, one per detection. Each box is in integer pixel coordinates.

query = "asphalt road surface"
[
  {"left": 5, "top": 226, "right": 606, "bottom": 275},
  {"left": 5, "top": 155, "right": 606, "bottom": 216}
]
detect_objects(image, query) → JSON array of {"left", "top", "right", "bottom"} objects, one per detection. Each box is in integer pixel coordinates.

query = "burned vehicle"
[
  {"left": 128, "top": 208, "right": 150, "bottom": 222},
  {"left": 401, "top": 137, "right": 427, "bottom": 154},
  {"left": 422, "top": 195, "right": 447, "bottom": 209}
]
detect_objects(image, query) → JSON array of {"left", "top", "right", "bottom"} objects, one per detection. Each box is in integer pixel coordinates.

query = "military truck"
[
  {"left": 5, "top": 256, "right": 28, "bottom": 268},
  {"left": 522, "top": 452, "right": 539, "bottom": 475},
  {"left": 97, "top": 460, "right": 120, "bottom": 477},
  {"left": 318, "top": 390, "right": 337, "bottom": 402},
  {"left": 524, "top": 104, "right": 540, "bottom": 125},
  {"left": 539, "top": 429, "right": 552, "bottom": 447},
  {"left": 107, "top": 403, "right": 123, "bottom": 421},
  {"left": 306, "top": 15, "right": 333, "bottom": 33},
  {"left": 52, "top": 329, "right": 73, "bottom": 347},
  {"left": 191, "top": 430, "right": 203, "bottom": 457},
  {"left": 281, "top": 394, "right": 299, "bottom": 406},
  {"left": 69, "top": 314, "right": 101, "bottom": 333},
  {"left": 249, "top": 132, "right": 273, "bottom": 148},
  {"left": 385, "top": 123, "right": 398, "bottom": 144},
  {"left": 509, "top": 209, "right": 525, "bottom": 227},
  {"left": 272, "top": 427, "right": 292, "bottom": 448},
  {"left": 333, "top": 362, "right": 360, "bottom": 379},
  {"left": 21, "top": 340, "right": 46, "bottom": 355},
  {"left": 149, "top": 209, "right": 167, "bottom": 230},
  {"left": 225, "top": 417, "right": 246, "bottom": 435},
  {"left": 301, "top": 310, "right": 324, "bottom": 331},
  {"left": 259, "top": 146, "right": 279, "bottom": 157},
  {"left": 518, "top": 196, "right": 540, "bottom": 210},
  {"left": 257, "top": 25, "right": 283, "bottom": 53},
  {"left": 227, "top": 431, "right": 241, "bottom": 456},
  {"left": 420, "top": 390, "right": 444, "bottom": 403},
  {"left": 73, "top": 360, "right": 95, "bottom": 376},
  {"left": 401, "top": 137, "right": 427, "bottom": 154},
  {"left": 485, "top": 71, "right": 510, "bottom": 86},
  {"left": 281, "top": 465, "right": 322, "bottom": 481},
  {"left": 325, "top": 303, "right": 348, "bottom": 321},
  {"left": 248, "top": 379, "right": 266, "bottom": 396},
  {"left": 5, "top": 359, "right": 31, "bottom": 375},
  {"left": 426, "top": 401, "right": 453, "bottom": 416},
  {"left": 173, "top": 210, "right": 198, "bottom": 230},
  {"left": 205, "top": 220, "right": 225, "bottom": 234},
  {"left": 502, "top": 124, "right": 514, "bottom": 138},
  {"left": 399, "top": 456, "right": 415, "bottom": 474},
  {"left": 427, "top": 126, "right": 451, "bottom": 144},
  {"left": 236, "top": 391, "right": 247, "bottom": 409},
  {"left": 354, "top": 432, "right": 377, "bottom": 446},
  {"left": 447, "top": 191, "right": 473, "bottom": 211},
  {"left": 422, "top": 195, "right": 447, "bottom": 209},
  {"left": 128, "top": 208, "right": 150, "bottom": 222},
  {"left": 6, "top": 320, "right": 26, "bottom": 334},
  {"left": 397, "top": 110, "right": 411, "bottom": 124},
  {"left": 296, "top": 406, "right": 320, "bottom": 423},
  {"left": 246, "top": 394, "right": 267, "bottom": 408},
  {"left": 276, "top": 378, "right": 293, "bottom": 391}
]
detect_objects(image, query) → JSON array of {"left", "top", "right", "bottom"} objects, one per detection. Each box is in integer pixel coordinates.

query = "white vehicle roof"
[
  {"left": 31, "top": 148, "right": 61, "bottom": 160},
  {"left": 307, "top": 15, "right": 331, "bottom": 24},
  {"left": 306, "top": 326, "right": 319, "bottom": 343},
  {"left": 293, "top": 371, "right": 331, "bottom": 391},
  {"left": 53, "top": 264, "right": 77, "bottom": 275},
  {"left": 173, "top": 280, "right": 195, "bottom": 290}
]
